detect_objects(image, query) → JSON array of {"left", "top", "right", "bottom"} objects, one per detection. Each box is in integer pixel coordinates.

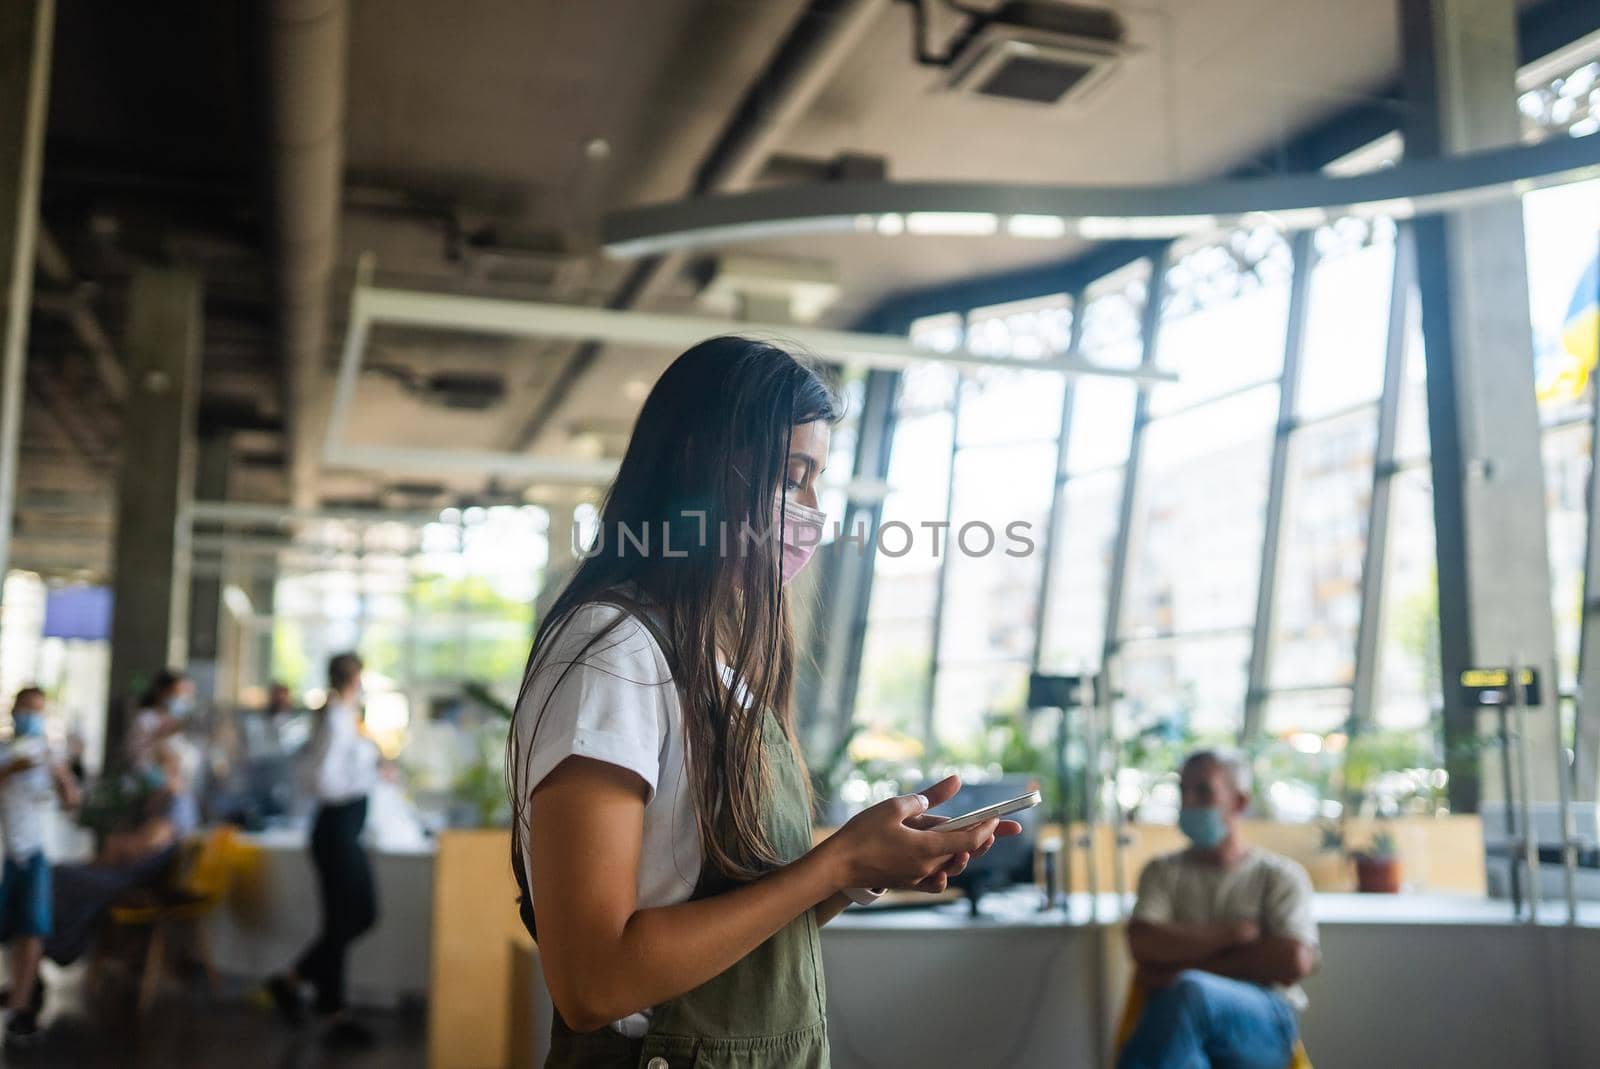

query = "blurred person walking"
[
  {"left": 125, "top": 668, "right": 202, "bottom": 834},
  {"left": 0, "top": 688, "right": 81, "bottom": 1045},
  {"left": 265, "top": 653, "right": 381, "bottom": 1048}
]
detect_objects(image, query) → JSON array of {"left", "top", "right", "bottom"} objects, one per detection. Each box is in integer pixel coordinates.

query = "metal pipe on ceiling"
[
  {"left": 189, "top": 500, "right": 446, "bottom": 528},
  {"left": 508, "top": 0, "right": 891, "bottom": 454},
  {"left": 261, "top": 0, "right": 348, "bottom": 510},
  {"left": 34, "top": 227, "right": 127, "bottom": 402}
]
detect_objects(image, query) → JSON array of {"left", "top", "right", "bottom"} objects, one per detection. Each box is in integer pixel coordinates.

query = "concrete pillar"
[
  {"left": 106, "top": 267, "right": 203, "bottom": 747},
  {"left": 1400, "top": 0, "right": 1558, "bottom": 808},
  {"left": 186, "top": 432, "right": 231, "bottom": 706},
  {"left": 0, "top": 0, "right": 53, "bottom": 599}
]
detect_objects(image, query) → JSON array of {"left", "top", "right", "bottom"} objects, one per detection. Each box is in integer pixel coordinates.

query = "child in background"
[{"left": 0, "top": 688, "right": 81, "bottom": 1045}]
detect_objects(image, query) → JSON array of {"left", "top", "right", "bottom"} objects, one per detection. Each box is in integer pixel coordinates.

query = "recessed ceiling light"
[
  {"left": 623, "top": 378, "right": 650, "bottom": 401},
  {"left": 906, "top": 212, "right": 999, "bottom": 236},
  {"left": 1007, "top": 214, "right": 1068, "bottom": 239},
  {"left": 584, "top": 138, "right": 611, "bottom": 162},
  {"left": 570, "top": 431, "right": 605, "bottom": 459}
]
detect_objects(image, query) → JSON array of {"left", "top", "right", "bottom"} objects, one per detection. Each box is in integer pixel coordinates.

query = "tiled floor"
[{"left": 3, "top": 968, "right": 426, "bottom": 1069}]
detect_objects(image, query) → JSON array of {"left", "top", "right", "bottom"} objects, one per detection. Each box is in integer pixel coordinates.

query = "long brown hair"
[{"left": 507, "top": 336, "right": 841, "bottom": 891}]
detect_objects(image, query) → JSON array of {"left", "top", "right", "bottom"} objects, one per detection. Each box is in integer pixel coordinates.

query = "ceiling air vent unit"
[{"left": 946, "top": 2, "right": 1129, "bottom": 107}]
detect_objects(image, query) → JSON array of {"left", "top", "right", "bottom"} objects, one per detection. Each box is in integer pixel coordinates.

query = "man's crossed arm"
[{"left": 1128, "top": 919, "right": 1316, "bottom": 989}]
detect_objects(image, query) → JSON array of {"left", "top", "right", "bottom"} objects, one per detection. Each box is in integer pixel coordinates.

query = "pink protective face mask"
[{"left": 774, "top": 497, "right": 827, "bottom": 584}]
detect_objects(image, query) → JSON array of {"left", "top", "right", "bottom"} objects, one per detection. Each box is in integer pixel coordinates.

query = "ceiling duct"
[
  {"left": 364, "top": 361, "right": 507, "bottom": 411},
  {"left": 698, "top": 254, "right": 840, "bottom": 323},
  {"left": 945, "top": 2, "right": 1130, "bottom": 106}
]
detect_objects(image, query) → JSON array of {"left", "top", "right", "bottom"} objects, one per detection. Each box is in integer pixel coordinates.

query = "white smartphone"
[{"left": 933, "top": 789, "right": 1042, "bottom": 831}]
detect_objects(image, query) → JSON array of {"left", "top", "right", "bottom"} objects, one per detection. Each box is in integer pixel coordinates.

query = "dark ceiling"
[{"left": 14, "top": 0, "right": 1587, "bottom": 579}]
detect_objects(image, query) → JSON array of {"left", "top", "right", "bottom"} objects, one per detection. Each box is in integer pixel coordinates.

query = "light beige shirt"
[{"left": 1131, "top": 846, "right": 1320, "bottom": 1011}]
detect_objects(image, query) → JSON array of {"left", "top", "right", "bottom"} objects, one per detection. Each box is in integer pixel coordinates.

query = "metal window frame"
[
  {"left": 1242, "top": 229, "right": 1318, "bottom": 739},
  {"left": 923, "top": 375, "right": 964, "bottom": 757},
  {"left": 1572, "top": 222, "right": 1600, "bottom": 798},
  {"left": 1101, "top": 250, "right": 1173, "bottom": 670},
  {"left": 1030, "top": 288, "right": 1090, "bottom": 672},
  {"left": 1350, "top": 224, "right": 1419, "bottom": 731},
  {"left": 807, "top": 368, "right": 901, "bottom": 754}
]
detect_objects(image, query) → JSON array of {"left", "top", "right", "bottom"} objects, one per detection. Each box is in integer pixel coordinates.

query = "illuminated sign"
[{"left": 1459, "top": 667, "right": 1541, "bottom": 707}]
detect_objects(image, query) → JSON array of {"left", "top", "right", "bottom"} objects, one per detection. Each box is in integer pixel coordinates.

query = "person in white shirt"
[
  {"left": 265, "top": 653, "right": 380, "bottom": 1049},
  {"left": 1120, "top": 749, "right": 1320, "bottom": 1069},
  {"left": 124, "top": 668, "right": 192, "bottom": 770},
  {"left": 508, "top": 337, "right": 1020, "bottom": 1068},
  {"left": 0, "top": 688, "right": 80, "bottom": 1045},
  {"left": 124, "top": 668, "right": 201, "bottom": 834}
]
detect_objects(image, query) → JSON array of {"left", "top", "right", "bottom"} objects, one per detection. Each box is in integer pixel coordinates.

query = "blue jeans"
[
  {"left": 0, "top": 853, "right": 52, "bottom": 940},
  {"left": 1117, "top": 970, "right": 1297, "bottom": 1069}
]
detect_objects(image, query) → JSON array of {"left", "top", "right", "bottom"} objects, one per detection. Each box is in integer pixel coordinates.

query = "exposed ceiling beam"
[
  {"left": 324, "top": 274, "right": 1173, "bottom": 487},
  {"left": 600, "top": 134, "right": 1600, "bottom": 258},
  {"left": 351, "top": 284, "right": 1176, "bottom": 381},
  {"left": 33, "top": 226, "right": 128, "bottom": 402},
  {"left": 506, "top": 0, "right": 892, "bottom": 454}
]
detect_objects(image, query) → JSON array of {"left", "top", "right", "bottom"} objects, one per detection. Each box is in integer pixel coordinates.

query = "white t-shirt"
[
  {"left": 126, "top": 708, "right": 202, "bottom": 789},
  {"left": 301, "top": 700, "right": 379, "bottom": 804},
  {"left": 513, "top": 601, "right": 701, "bottom": 1037},
  {"left": 0, "top": 737, "right": 55, "bottom": 862},
  {"left": 1131, "top": 846, "right": 1320, "bottom": 1011},
  {"left": 125, "top": 708, "right": 167, "bottom": 771}
]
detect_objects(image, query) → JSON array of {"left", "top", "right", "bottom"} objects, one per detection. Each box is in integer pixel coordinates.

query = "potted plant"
[
  {"left": 1306, "top": 820, "right": 1355, "bottom": 892},
  {"left": 1351, "top": 828, "right": 1402, "bottom": 893}
]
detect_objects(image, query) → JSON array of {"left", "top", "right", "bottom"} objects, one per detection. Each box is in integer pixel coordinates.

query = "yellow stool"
[
  {"left": 1114, "top": 979, "right": 1312, "bottom": 1069},
  {"left": 102, "top": 826, "right": 245, "bottom": 1015}
]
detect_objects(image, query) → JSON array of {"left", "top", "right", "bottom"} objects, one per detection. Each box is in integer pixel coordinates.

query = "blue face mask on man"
[
  {"left": 168, "top": 694, "right": 193, "bottom": 718},
  {"left": 12, "top": 712, "right": 43, "bottom": 738},
  {"left": 1178, "top": 805, "right": 1229, "bottom": 849}
]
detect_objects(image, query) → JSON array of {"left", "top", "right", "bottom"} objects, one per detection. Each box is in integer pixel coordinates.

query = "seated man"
[{"left": 1119, "top": 749, "right": 1319, "bottom": 1069}]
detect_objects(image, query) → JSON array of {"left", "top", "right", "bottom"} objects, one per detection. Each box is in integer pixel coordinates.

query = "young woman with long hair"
[{"left": 507, "top": 337, "right": 1018, "bottom": 1068}]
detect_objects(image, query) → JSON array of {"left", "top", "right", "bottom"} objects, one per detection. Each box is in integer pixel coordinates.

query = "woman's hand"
[
  {"left": 818, "top": 775, "right": 1022, "bottom": 893},
  {"left": 899, "top": 794, "right": 1024, "bottom": 893}
]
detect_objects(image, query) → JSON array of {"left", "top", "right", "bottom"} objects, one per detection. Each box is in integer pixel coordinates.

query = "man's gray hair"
[{"left": 1181, "top": 747, "right": 1254, "bottom": 795}]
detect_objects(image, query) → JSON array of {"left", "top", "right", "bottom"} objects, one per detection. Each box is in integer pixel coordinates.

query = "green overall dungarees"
[{"left": 541, "top": 626, "right": 830, "bottom": 1068}]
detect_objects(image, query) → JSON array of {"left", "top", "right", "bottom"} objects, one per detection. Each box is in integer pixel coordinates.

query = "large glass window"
[
  {"left": 1377, "top": 291, "right": 1441, "bottom": 731},
  {"left": 1520, "top": 41, "right": 1600, "bottom": 690},
  {"left": 934, "top": 296, "right": 1072, "bottom": 749},
  {"left": 1127, "top": 385, "right": 1277, "bottom": 637},
  {"left": 854, "top": 343, "right": 957, "bottom": 743},
  {"left": 1149, "top": 228, "right": 1293, "bottom": 415},
  {"left": 855, "top": 297, "right": 1073, "bottom": 756},
  {"left": 271, "top": 505, "right": 547, "bottom": 751},
  {"left": 1120, "top": 632, "right": 1252, "bottom": 740},
  {"left": 1117, "top": 228, "right": 1293, "bottom": 740},
  {"left": 1040, "top": 261, "right": 1150, "bottom": 674},
  {"left": 1265, "top": 218, "right": 1396, "bottom": 732},
  {"left": 1523, "top": 174, "right": 1600, "bottom": 687}
]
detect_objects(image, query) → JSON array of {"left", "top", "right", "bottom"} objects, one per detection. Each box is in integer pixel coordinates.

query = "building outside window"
[{"left": 1118, "top": 227, "right": 1293, "bottom": 741}]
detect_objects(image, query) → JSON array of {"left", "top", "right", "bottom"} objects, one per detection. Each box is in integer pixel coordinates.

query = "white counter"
[
  {"left": 819, "top": 889, "right": 1600, "bottom": 1069},
  {"left": 515, "top": 890, "right": 1600, "bottom": 1069},
  {"left": 204, "top": 830, "right": 434, "bottom": 1009}
]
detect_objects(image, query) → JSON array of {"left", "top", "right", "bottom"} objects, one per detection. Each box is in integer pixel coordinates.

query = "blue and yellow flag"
[{"left": 1538, "top": 256, "right": 1600, "bottom": 406}]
